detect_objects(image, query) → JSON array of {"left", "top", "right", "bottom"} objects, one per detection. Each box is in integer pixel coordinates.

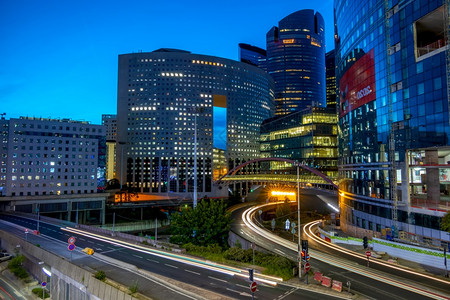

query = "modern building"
[
  {"left": 325, "top": 49, "right": 337, "bottom": 110},
  {"left": 116, "top": 49, "right": 274, "bottom": 198},
  {"left": 102, "top": 114, "right": 117, "bottom": 181},
  {"left": 0, "top": 117, "right": 107, "bottom": 223},
  {"left": 238, "top": 43, "right": 267, "bottom": 71},
  {"left": 260, "top": 107, "right": 338, "bottom": 180},
  {"left": 335, "top": 0, "right": 450, "bottom": 244},
  {"left": 266, "top": 9, "right": 326, "bottom": 115}
]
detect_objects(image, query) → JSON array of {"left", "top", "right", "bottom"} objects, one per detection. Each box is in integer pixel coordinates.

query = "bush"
[
  {"left": 32, "top": 287, "right": 49, "bottom": 298},
  {"left": 129, "top": 281, "right": 138, "bottom": 294},
  {"left": 94, "top": 270, "right": 106, "bottom": 281},
  {"left": 8, "top": 255, "right": 28, "bottom": 279},
  {"left": 223, "top": 247, "right": 245, "bottom": 261}
]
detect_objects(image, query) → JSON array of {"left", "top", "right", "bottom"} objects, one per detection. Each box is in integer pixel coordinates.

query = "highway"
[
  {"left": 0, "top": 214, "right": 343, "bottom": 300},
  {"left": 233, "top": 203, "right": 450, "bottom": 300}
]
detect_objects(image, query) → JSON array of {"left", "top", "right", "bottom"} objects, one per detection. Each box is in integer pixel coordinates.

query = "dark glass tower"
[
  {"left": 325, "top": 49, "right": 336, "bottom": 110},
  {"left": 238, "top": 43, "right": 267, "bottom": 72},
  {"left": 267, "top": 9, "right": 326, "bottom": 115}
]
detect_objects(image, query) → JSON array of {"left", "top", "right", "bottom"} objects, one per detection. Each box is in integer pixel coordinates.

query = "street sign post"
[
  {"left": 250, "top": 281, "right": 257, "bottom": 300},
  {"left": 68, "top": 236, "right": 76, "bottom": 245},
  {"left": 366, "top": 251, "right": 371, "bottom": 267},
  {"left": 285, "top": 219, "right": 290, "bottom": 230},
  {"left": 68, "top": 244, "right": 75, "bottom": 251},
  {"left": 271, "top": 218, "right": 276, "bottom": 231},
  {"left": 304, "top": 262, "right": 310, "bottom": 272},
  {"left": 41, "top": 281, "right": 46, "bottom": 287}
]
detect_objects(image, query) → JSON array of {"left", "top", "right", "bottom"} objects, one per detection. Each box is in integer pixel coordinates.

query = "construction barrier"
[
  {"left": 313, "top": 271, "right": 322, "bottom": 282},
  {"left": 332, "top": 280, "right": 343, "bottom": 292},
  {"left": 321, "top": 276, "right": 332, "bottom": 287}
]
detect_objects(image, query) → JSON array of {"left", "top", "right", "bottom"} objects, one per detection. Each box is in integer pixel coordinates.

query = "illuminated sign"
[
  {"left": 283, "top": 39, "right": 295, "bottom": 44},
  {"left": 339, "top": 49, "right": 376, "bottom": 117},
  {"left": 271, "top": 191, "right": 295, "bottom": 196}
]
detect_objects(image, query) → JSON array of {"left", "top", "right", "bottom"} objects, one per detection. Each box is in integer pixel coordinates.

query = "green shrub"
[
  {"left": 8, "top": 255, "right": 28, "bottom": 279},
  {"left": 129, "top": 281, "right": 138, "bottom": 294},
  {"left": 32, "top": 287, "right": 49, "bottom": 298},
  {"left": 234, "top": 239, "right": 242, "bottom": 249},
  {"left": 94, "top": 270, "right": 106, "bottom": 281},
  {"left": 223, "top": 247, "right": 245, "bottom": 261}
]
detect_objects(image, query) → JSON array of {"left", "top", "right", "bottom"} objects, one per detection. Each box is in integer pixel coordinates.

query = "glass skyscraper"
[
  {"left": 238, "top": 43, "right": 267, "bottom": 72},
  {"left": 336, "top": 0, "right": 450, "bottom": 245},
  {"left": 267, "top": 9, "right": 326, "bottom": 115}
]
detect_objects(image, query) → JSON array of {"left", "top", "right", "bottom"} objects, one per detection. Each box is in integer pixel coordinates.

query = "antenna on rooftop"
[{"left": 0, "top": 113, "right": 5, "bottom": 120}]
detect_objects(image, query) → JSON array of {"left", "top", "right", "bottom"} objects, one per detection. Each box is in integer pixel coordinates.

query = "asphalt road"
[
  {"left": 0, "top": 214, "right": 342, "bottom": 300},
  {"left": 231, "top": 203, "right": 449, "bottom": 300}
]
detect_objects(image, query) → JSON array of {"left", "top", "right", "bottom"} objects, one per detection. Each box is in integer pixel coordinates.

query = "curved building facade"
[
  {"left": 335, "top": 0, "right": 450, "bottom": 244},
  {"left": 267, "top": 9, "right": 326, "bottom": 115},
  {"left": 116, "top": 49, "right": 274, "bottom": 197}
]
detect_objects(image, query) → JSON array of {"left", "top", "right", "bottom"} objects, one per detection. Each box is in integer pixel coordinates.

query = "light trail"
[
  {"left": 61, "top": 226, "right": 282, "bottom": 286},
  {"left": 242, "top": 204, "right": 450, "bottom": 300}
]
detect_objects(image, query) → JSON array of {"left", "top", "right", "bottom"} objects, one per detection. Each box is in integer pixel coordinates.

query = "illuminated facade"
[
  {"left": 325, "top": 49, "right": 337, "bottom": 110},
  {"left": 0, "top": 117, "right": 106, "bottom": 197},
  {"left": 267, "top": 9, "right": 326, "bottom": 115},
  {"left": 102, "top": 114, "right": 117, "bottom": 180},
  {"left": 260, "top": 107, "right": 337, "bottom": 179},
  {"left": 117, "top": 49, "right": 274, "bottom": 197},
  {"left": 336, "top": 0, "right": 450, "bottom": 244}
]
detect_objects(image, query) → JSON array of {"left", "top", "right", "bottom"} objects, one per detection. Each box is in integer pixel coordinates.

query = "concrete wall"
[{"left": 0, "top": 230, "right": 137, "bottom": 300}]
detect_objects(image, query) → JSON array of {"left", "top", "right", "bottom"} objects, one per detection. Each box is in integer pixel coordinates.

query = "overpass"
[{"left": 216, "top": 157, "right": 338, "bottom": 192}]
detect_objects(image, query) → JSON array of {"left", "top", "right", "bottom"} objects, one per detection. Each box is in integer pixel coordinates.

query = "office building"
[
  {"left": 335, "top": 0, "right": 450, "bottom": 244},
  {"left": 267, "top": 9, "right": 326, "bottom": 115},
  {"left": 0, "top": 117, "right": 107, "bottom": 223},
  {"left": 325, "top": 49, "right": 337, "bottom": 110},
  {"left": 102, "top": 114, "right": 117, "bottom": 180},
  {"left": 116, "top": 49, "right": 274, "bottom": 198},
  {"left": 260, "top": 107, "right": 337, "bottom": 179},
  {"left": 238, "top": 43, "right": 267, "bottom": 71}
]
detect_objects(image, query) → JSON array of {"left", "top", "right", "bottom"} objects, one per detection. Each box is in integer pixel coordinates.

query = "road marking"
[
  {"left": 87, "top": 240, "right": 94, "bottom": 244},
  {"left": 79, "top": 238, "right": 86, "bottom": 241},
  {"left": 274, "top": 249, "right": 285, "bottom": 255},
  {"left": 132, "top": 254, "right": 143, "bottom": 259},
  {"left": 58, "top": 232, "right": 63, "bottom": 234},
  {"left": 147, "top": 258, "right": 159, "bottom": 263},
  {"left": 236, "top": 284, "right": 249, "bottom": 289},
  {"left": 165, "top": 264, "right": 178, "bottom": 269},
  {"left": 184, "top": 269, "right": 200, "bottom": 275},
  {"left": 276, "top": 287, "right": 298, "bottom": 300},
  {"left": 108, "top": 246, "right": 115, "bottom": 250},
  {"left": 64, "top": 233, "right": 69, "bottom": 236},
  {"left": 208, "top": 276, "right": 227, "bottom": 283}
]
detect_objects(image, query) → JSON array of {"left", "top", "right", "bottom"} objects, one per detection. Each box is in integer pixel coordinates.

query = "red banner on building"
[{"left": 339, "top": 48, "right": 376, "bottom": 117}]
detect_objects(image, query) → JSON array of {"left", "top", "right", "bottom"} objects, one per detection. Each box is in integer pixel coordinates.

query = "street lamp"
[
  {"left": 118, "top": 141, "right": 127, "bottom": 191},
  {"left": 295, "top": 161, "right": 302, "bottom": 279}
]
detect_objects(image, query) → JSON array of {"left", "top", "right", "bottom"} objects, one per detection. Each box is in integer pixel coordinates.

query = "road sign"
[
  {"left": 365, "top": 251, "right": 371, "bottom": 257},
  {"left": 271, "top": 218, "right": 276, "bottom": 230},
  {"left": 68, "top": 244, "right": 75, "bottom": 251},
  {"left": 68, "top": 236, "right": 76, "bottom": 244},
  {"left": 285, "top": 219, "right": 290, "bottom": 230},
  {"left": 304, "top": 262, "right": 310, "bottom": 272},
  {"left": 291, "top": 227, "right": 296, "bottom": 235},
  {"left": 250, "top": 281, "right": 257, "bottom": 293},
  {"left": 291, "top": 222, "right": 296, "bottom": 229},
  {"left": 306, "top": 253, "right": 310, "bottom": 261},
  {"left": 41, "top": 281, "right": 46, "bottom": 287}
]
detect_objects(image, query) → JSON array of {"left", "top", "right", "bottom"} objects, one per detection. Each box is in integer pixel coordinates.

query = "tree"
[
  {"left": 441, "top": 213, "right": 450, "bottom": 232},
  {"left": 170, "top": 199, "right": 232, "bottom": 247}
]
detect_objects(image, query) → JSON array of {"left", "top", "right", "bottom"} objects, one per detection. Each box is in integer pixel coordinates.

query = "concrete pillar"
[
  {"left": 425, "top": 150, "right": 439, "bottom": 206},
  {"left": 67, "top": 201, "right": 72, "bottom": 222}
]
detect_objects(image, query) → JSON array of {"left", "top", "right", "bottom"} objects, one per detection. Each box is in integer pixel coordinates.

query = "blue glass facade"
[
  {"left": 336, "top": 0, "right": 450, "bottom": 244},
  {"left": 267, "top": 10, "right": 326, "bottom": 115},
  {"left": 238, "top": 43, "right": 267, "bottom": 72}
]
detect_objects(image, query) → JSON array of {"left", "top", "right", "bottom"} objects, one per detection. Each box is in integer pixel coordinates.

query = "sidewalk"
[{"left": 0, "top": 261, "right": 37, "bottom": 300}]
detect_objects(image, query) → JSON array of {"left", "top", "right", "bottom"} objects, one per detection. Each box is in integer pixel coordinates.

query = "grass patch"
[
  {"left": 94, "top": 270, "right": 106, "bottom": 281},
  {"left": 32, "top": 287, "right": 49, "bottom": 298},
  {"left": 129, "top": 280, "right": 138, "bottom": 294}
]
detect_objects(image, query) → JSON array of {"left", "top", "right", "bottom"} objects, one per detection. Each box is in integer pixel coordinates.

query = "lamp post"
[
  {"left": 118, "top": 141, "right": 126, "bottom": 190},
  {"left": 296, "top": 161, "right": 302, "bottom": 279}
]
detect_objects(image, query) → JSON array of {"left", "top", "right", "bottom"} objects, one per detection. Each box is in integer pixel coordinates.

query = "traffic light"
[
  {"left": 301, "top": 240, "right": 308, "bottom": 261},
  {"left": 363, "top": 236, "right": 368, "bottom": 249},
  {"left": 248, "top": 268, "right": 254, "bottom": 281},
  {"left": 301, "top": 250, "right": 305, "bottom": 260}
]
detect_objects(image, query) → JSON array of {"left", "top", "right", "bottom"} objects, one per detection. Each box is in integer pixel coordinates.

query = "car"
[{"left": 0, "top": 253, "right": 12, "bottom": 262}]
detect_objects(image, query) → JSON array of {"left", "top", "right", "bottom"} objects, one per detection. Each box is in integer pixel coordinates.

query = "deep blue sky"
[{"left": 0, "top": 0, "right": 334, "bottom": 125}]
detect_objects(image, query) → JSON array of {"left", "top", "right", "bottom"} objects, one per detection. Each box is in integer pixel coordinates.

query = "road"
[
  {"left": 233, "top": 203, "right": 450, "bottom": 300},
  {"left": 0, "top": 214, "right": 343, "bottom": 300}
]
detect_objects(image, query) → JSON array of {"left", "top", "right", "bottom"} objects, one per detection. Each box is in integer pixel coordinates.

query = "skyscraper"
[
  {"left": 325, "top": 49, "right": 336, "bottom": 110},
  {"left": 267, "top": 9, "right": 326, "bottom": 115},
  {"left": 116, "top": 49, "right": 274, "bottom": 198},
  {"left": 238, "top": 43, "right": 267, "bottom": 71},
  {"left": 336, "top": 0, "right": 450, "bottom": 244}
]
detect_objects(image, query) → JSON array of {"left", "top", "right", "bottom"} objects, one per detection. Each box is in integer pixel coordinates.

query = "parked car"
[{"left": 0, "top": 252, "right": 12, "bottom": 262}]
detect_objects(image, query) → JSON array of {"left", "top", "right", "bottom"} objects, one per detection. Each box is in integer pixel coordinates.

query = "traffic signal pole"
[{"left": 296, "top": 163, "right": 302, "bottom": 279}]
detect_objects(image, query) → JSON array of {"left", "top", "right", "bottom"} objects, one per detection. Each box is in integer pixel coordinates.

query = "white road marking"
[
  {"left": 208, "top": 276, "right": 228, "bottom": 283},
  {"left": 147, "top": 259, "right": 159, "bottom": 263},
  {"left": 184, "top": 269, "right": 200, "bottom": 275},
  {"left": 132, "top": 254, "right": 143, "bottom": 259},
  {"left": 165, "top": 264, "right": 178, "bottom": 269}
]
